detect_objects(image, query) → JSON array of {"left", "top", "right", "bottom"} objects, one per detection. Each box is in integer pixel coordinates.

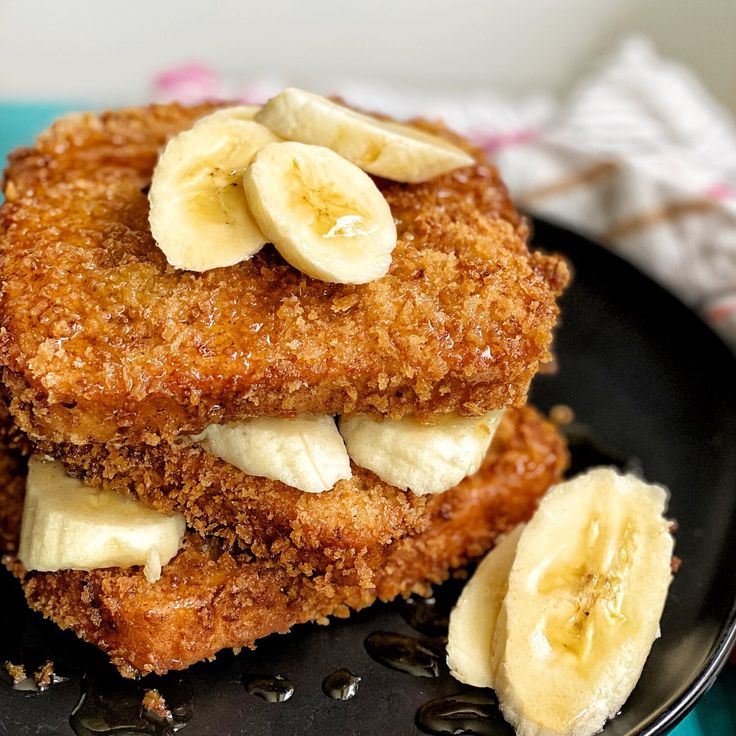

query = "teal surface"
[
  {"left": 0, "top": 101, "right": 88, "bottom": 156},
  {"left": 0, "top": 100, "right": 734, "bottom": 735}
]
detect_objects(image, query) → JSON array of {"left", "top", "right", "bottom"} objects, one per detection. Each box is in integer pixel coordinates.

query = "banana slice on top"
[
  {"left": 447, "top": 524, "right": 524, "bottom": 689},
  {"left": 338, "top": 410, "right": 503, "bottom": 495},
  {"left": 244, "top": 141, "right": 397, "bottom": 283},
  {"left": 492, "top": 468, "right": 674, "bottom": 736},
  {"left": 149, "top": 111, "right": 280, "bottom": 271},
  {"left": 193, "top": 414, "right": 352, "bottom": 493},
  {"left": 196, "top": 104, "right": 261, "bottom": 123},
  {"left": 256, "top": 87, "right": 475, "bottom": 183},
  {"left": 18, "top": 457, "right": 186, "bottom": 582}
]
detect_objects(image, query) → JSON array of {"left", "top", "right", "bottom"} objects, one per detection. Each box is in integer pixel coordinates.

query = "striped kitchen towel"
[
  {"left": 154, "top": 38, "right": 736, "bottom": 348},
  {"left": 494, "top": 38, "right": 736, "bottom": 349}
]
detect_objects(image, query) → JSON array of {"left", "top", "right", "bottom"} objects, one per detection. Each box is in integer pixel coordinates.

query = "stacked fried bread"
[{"left": 0, "top": 94, "right": 568, "bottom": 676}]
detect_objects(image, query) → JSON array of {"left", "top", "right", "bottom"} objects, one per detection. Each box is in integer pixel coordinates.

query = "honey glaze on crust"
[
  {"left": 2, "top": 406, "right": 567, "bottom": 677},
  {"left": 0, "top": 104, "right": 568, "bottom": 445}
]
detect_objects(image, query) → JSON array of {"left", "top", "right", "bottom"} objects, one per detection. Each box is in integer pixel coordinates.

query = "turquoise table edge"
[
  {"left": 1, "top": 101, "right": 94, "bottom": 158},
  {"left": 0, "top": 100, "right": 734, "bottom": 735}
]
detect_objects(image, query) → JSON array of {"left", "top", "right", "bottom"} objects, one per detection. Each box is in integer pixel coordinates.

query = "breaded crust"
[
  {"left": 35, "top": 407, "right": 564, "bottom": 563},
  {"left": 0, "top": 104, "right": 568, "bottom": 445},
  {"left": 2, "top": 406, "right": 567, "bottom": 676}
]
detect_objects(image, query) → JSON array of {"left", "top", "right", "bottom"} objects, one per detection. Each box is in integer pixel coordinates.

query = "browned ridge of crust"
[
  {"left": 1, "top": 405, "right": 567, "bottom": 677},
  {"left": 0, "top": 104, "right": 568, "bottom": 445}
]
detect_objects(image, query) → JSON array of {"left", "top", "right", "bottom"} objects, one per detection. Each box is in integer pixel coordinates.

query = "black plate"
[{"left": 2, "top": 218, "right": 735, "bottom": 736}]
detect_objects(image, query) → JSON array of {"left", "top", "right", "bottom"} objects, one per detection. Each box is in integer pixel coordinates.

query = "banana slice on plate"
[
  {"left": 447, "top": 524, "right": 524, "bottom": 689},
  {"left": 18, "top": 457, "right": 186, "bottom": 582},
  {"left": 256, "top": 87, "right": 475, "bottom": 183},
  {"left": 193, "top": 413, "right": 352, "bottom": 493},
  {"left": 338, "top": 410, "right": 503, "bottom": 495},
  {"left": 244, "top": 141, "right": 397, "bottom": 283},
  {"left": 492, "top": 468, "right": 674, "bottom": 736},
  {"left": 149, "top": 111, "right": 280, "bottom": 271}
]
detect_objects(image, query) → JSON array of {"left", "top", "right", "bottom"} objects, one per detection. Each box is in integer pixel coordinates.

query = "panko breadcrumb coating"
[
  {"left": 0, "top": 101, "right": 570, "bottom": 679},
  {"left": 2, "top": 405, "right": 567, "bottom": 677},
  {"left": 142, "top": 689, "right": 172, "bottom": 721},
  {"left": 36, "top": 408, "right": 561, "bottom": 559},
  {"left": 0, "top": 104, "right": 568, "bottom": 445}
]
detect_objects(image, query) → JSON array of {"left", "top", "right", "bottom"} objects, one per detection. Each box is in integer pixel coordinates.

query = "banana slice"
[
  {"left": 194, "top": 414, "right": 352, "bottom": 493},
  {"left": 18, "top": 457, "right": 186, "bottom": 582},
  {"left": 446, "top": 524, "right": 524, "bottom": 689},
  {"left": 244, "top": 141, "right": 397, "bottom": 283},
  {"left": 149, "top": 111, "right": 280, "bottom": 271},
  {"left": 338, "top": 410, "right": 503, "bottom": 495},
  {"left": 197, "top": 104, "right": 261, "bottom": 123},
  {"left": 256, "top": 87, "right": 475, "bottom": 183},
  {"left": 494, "top": 468, "right": 674, "bottom": 736}
]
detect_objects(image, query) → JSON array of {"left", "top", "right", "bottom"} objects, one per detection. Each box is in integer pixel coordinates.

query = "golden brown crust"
[
  {"left": 0, "top": 404, "right": 28, "bottom": 556},
  {"left": 36, "top": 408, "right": 556, "bottom": 559},
  {"left": 2, "top": 406, "right": 567, "bottom": 676},
  {"left": 40, "top": 433, "right": 433, "bottom": 555},
  {"left": 0, "top": 104, "right": 567, "bottom": 444}
]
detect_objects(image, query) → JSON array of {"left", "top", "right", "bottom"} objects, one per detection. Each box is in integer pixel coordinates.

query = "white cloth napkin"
[{"left": 155, "top": 38, "right": 736, "bottom": 347}]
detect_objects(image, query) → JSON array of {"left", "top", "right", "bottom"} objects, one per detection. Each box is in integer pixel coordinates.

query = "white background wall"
[{"left": 1, "top": 0, "right": 735, "bottom": 112}]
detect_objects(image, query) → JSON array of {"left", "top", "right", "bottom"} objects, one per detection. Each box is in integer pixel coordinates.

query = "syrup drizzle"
[
  {"left": 0, "top": 671, "right": 40, "bottom": 692},
  {"left": 242, "top": 674, "right": 294, "bottom": 703},
  {"left": 69, "top": 673, "right": 193, "bottom": 735},
  {"left": 399, "top": 578, "right": 467, "bottom": 639},
  {"left": 400, "top": 595, "right": 449, "bottom": 638},
  {"left": 416, "top": 691, "right": 511, "bottom": 736},
  {"left": 322, "top": 669, "right": 361, "bottom": 700},
  {"left": 364, "top": 631, "right": 443, "bottom": 678},
  {"left": 0, "top": 662, "right": 68, "bottom": 693}
]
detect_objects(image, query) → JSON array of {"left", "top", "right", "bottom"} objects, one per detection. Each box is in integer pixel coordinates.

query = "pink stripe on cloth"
[
  {"left": 155, "top": 64, "right": 217, "bottom": 91},
  {"left": 705, "top": 183, "right": 736, "bottom": 201},
  {"left": 469, "top": 129, "right": 538, "bottom": 153},
  {"left": 153, "top": 64, "right": 225, "bottom": 104}
]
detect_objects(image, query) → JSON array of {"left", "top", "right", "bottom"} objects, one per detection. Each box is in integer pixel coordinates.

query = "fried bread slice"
[
  {"left": 32, "top": 407, "right": 559, "bottom": 557},
  {"left": 2, "top": 406, "right": 567, "bottom": 676},
  {"left": 0, "top": 104, "right": 568, "bottom": 445}
]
